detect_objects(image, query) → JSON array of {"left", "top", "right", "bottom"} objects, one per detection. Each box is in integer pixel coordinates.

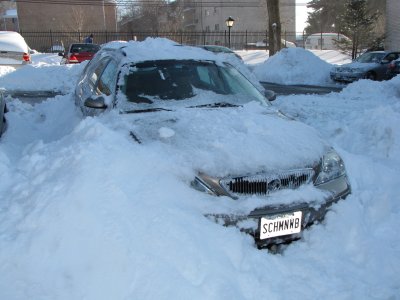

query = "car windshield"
[
  {"left": 70, "top": 44, "right": 100, "bottom": 53},
  {"left": 118, "top": 60, "right": 267, "bottom": 109},
  {"left": 203, "top": 46, "right": 234, "bottom": 54},
  {"left": 356, "top": 52, "right": 385, "bottom": 63}
]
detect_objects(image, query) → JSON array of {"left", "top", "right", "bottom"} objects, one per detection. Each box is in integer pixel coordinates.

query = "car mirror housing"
[
  {"left": 381, "top": 59, "right": 389, "bottom": 64},
  {"left": 264, "top": 89, "right": 276, "bottom": 101},
  {"left": 84, "top": 96, "right": 107, "bottom": 109},
  {"left": 58, "top": 52, "right": 64, "bottom": 57}
]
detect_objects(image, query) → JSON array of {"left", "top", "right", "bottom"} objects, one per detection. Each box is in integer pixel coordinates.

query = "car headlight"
[
  {"left": 315, "top": 150, "right": 347, "bottom": 185},
  {"left": 191, "top": 176, "right": 218, "bottom": 195}
]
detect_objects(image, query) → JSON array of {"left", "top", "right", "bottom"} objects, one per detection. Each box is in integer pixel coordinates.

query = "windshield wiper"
[
  {"left": 122, "top": 107, "right": 173, "bottom": 114},
  {"left": 188, "top": 102, "right": 241, "bottom": 109}
]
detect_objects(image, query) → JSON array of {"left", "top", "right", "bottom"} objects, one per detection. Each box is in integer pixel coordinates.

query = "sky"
[{"left": 296, "top": 0, "right": 313, "bottom": 32}]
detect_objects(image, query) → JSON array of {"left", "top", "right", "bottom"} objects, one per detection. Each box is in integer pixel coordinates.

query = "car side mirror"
[
  {"left": 84, "top": 96, "right": 107, "bottom": 109},
  {"left": 264, "top": 89, "right": 276, "bottom": 101},
  {"left": 58, "top": 52, "right": 64, "bottom": 57},
  {"left": 381, "top": 59, "right": 389, "bottom": 64}
]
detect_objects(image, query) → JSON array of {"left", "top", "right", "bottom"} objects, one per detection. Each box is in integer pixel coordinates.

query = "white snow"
[{"left": 0, "top": 39, "right": 399, "bottom": 299}]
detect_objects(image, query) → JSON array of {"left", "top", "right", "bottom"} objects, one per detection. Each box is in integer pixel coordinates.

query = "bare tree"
[{"left": 266, "top": 0, "right": 281, "bottom": 56}]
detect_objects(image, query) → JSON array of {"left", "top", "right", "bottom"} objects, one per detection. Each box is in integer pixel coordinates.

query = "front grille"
[{"left": 220, "top": 169, "right": 314, "bottom": 196}]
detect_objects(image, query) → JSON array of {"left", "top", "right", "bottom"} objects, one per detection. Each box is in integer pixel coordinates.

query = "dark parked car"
[
  {"left": 75, "top": 39, "right": 351, "bottom": 249},
  {"left": 387, "top": 58, "right": 400, "bottom": 79},
  {"left": 0, "top": 91, "right": 8, "bottom": 137},
  {"left": 59, "top": 43, "right": 100, "bottom": 64},
  {"left": 330, "top": 51, "right": 400, "bottom": 83}
]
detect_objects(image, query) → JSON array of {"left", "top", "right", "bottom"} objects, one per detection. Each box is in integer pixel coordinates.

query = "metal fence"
[{"left": 20, "top": 30, "right": 302, "bottom": 53}]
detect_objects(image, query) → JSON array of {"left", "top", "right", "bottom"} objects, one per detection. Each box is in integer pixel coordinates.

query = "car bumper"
[
  {"left": 206, "top": 175, "right": 351, "bottom": 248},
  {"left": 330, "top": 72, "right": 364, "bottom": 82}
]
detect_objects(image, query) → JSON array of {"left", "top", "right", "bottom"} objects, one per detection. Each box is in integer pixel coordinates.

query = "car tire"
[
  {"left": 0, "top": 105, "right": 7, "bottom": 137},
  {"left": 365, "top": 72, "right": 376, "bottom": 81}
]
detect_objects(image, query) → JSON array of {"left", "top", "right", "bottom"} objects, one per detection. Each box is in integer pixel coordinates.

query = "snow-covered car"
[
  {"left": 330, "top": 51, "right": 400, "bottom": 82},
  {"left": 0, "top": 90, "right": 8, "bottom": 137},
  {"left": 75, "top": 38, "right": 351, "bottom": 248},
  {"left": 0, "top": 31, "right": 31, "bottom": 66}
]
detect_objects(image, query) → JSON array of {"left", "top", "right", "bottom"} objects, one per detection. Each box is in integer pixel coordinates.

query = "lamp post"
[{"left": 225, "top": 16, "right": 235, "bottom": 48}]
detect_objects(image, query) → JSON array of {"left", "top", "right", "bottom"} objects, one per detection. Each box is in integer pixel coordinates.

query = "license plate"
[{"left": 259, "top": 211, "right": 302, "bottom": 239}]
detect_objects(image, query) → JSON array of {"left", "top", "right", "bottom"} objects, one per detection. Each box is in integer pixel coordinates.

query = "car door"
[
  {"left": 379, "top": 53, "right": 399, "bottom": 79},
  {"left": 82, "top": 58, "right": 119, "bottom": 116}
]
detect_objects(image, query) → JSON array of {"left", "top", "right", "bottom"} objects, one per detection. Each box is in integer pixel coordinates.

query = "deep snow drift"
[{"left": 0, "top": 41, "right": 399, "bottom": 299}]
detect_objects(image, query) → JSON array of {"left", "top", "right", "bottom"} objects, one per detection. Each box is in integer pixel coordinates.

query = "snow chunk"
[{"left": 159, "top": 127, "right": 175, "bottom": 139}]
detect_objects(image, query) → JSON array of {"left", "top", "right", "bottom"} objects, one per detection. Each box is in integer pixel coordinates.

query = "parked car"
[
  {"left": 387, "top": 58, "right": 400, "bottom": 79},
  {"left": 0, "top": 90, "right": 8, "bottom": 137},
  {"left": 75, "top": 39, "right": 351, "bottom": 249},
  {"left": 59, "top": 43, "right": 100, "bottom": 64},
  {"left": 197, "top": 45, "right": 243, "bottom": 61},
  {"left": 0, "top": 31, "right": 31, "bottom": 66},
  {"left": 330, "top": 51, "right": 400, "bottom": 83}
]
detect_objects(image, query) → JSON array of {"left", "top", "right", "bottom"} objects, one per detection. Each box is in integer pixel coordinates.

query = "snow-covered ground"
[{"left": 0, "top": 44, "right": 399, "bottom": 299}]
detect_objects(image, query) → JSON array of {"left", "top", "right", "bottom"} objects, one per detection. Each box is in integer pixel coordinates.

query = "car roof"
[
  {"left": 0, "top": 31, "right": 29, "bottom": 52},
  {"left": 99, "top": 38, "right": 223, "bottom": 65}
]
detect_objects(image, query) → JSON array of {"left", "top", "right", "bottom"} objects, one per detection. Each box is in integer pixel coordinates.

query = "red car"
[{"left": 60, "top": 43, "right": 100, "bottom": 64}]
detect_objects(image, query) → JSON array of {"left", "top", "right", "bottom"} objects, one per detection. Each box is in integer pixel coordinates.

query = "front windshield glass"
[
  {"left": 117, "top": 60, "right": 267, "bottom": 111},
  {"left": 356, "top": 52, "right": 385, "bottom": 63}
]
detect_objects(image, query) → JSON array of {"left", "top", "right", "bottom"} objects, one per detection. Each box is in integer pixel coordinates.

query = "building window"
[
  {"left": 214, "top": 7, "right": 218, "bottom": 14},
  {"left": 205, "top": 9, "right": 210, "bottom": 16},
  {"left": 215, "top": 24, "right": 219, "bottom": 31},
  {"left": 205, "top": 26, "right": 210, "bottom": 32}
]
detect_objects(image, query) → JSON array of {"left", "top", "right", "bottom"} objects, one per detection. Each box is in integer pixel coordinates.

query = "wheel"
[
  {"left": 1, "top": 104, "right": 7, "bottom": 137},
  {"left": 365, "top": 72, "right": 376, "bottom": 80}
]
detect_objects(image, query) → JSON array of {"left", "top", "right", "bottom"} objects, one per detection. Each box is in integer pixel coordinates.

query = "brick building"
[
  {"left": 1, "top": 1, "right": 18, "bottom": 31},
  {"left": 16, "top": 0, "right": 117, "bottom": 32}
]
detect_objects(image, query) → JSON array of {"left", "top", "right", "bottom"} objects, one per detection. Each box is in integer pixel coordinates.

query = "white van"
[
  {"left": 305, "top": 33, "right": 351, "bottom": 50},
  {"left": 0, "top": 31, "right": 31, "bottom": 66}
]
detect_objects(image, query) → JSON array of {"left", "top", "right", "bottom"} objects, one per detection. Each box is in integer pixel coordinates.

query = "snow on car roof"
[
  {"left": 0, "top": 31, "right": 29, "bottom": 53},
  {"left": 102, "top": 38, "right": 224, "bottom": 64}
]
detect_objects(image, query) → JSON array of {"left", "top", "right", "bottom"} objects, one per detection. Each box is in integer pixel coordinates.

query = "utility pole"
[{"left": 266, "top": 0, "right": 281, "bottom": 56}]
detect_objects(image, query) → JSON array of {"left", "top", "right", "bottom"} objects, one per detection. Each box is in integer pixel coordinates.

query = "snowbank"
[
  {"left": 0, "top": 41, "right": 399, "bottom": 299},
  {"left": 252, "top": 47, "right": 334, "bottom": 85}
]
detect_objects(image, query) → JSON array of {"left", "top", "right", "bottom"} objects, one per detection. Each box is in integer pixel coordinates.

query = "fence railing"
[{"left": 20, "top": 30, "right": 303, "bottom": 53}]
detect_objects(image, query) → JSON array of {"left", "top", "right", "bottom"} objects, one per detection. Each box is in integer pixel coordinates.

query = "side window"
[
  {"left": 384, "top": 53, "right": 398, "bottom": 62},
  {"left": 96, "top": 60, "right": 118, "bottom": 96},
  {"left": 88, "top": 58, "right": 110, "bottom": 90}
]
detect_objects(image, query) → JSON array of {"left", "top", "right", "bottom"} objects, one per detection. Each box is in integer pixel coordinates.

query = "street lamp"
[{"left": 225, "top": 16, "right": 235, "bottom": 48}]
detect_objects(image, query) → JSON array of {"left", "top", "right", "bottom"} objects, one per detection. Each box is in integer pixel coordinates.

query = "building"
[
  {"left": 16, "top": 0, "right": 117, "bottom": 32},
  {"left": 182, "top": 0, "right": 296, "bottom": 46},
  {"left": 386, "top": 0, "right": 400, "bottom": 50},
  {"left": 0, "top": 1, "right": 18, "bottom": 31}
]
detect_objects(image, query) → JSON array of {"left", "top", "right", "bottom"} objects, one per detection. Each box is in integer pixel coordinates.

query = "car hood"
[
  {"left": 116, "top": 102, "right": 329, "bottom": 177},
  {"left": 335, "top": 61, "right": 377, "bottom": 71}
]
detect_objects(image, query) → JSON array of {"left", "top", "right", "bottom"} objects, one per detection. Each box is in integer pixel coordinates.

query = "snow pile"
[
  {"left": 0, "top": 62, "right": 85, "bottom": 93},
  {"left": 0, "top": 39, "right": 399, "bottom": 299},
  {"left": 252, "top": 47, "right": 334, "bottom": 85}
]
